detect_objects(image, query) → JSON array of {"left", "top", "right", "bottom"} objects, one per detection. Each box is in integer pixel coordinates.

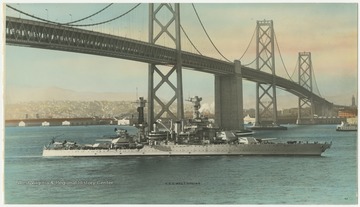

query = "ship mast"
[
  {"left": 187, "top": 96, "right": 202, "bottom": 119},
  {"left": 134, "top": 97, "right": 147, "bottom": 142}
]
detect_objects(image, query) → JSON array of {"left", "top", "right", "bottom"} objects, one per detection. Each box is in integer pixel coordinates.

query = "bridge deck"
[{"left": 5, "top": 16, "right": 331, "bottom": 105}]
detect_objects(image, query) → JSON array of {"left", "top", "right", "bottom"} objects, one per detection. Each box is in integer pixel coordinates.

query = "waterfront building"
[{"left": 18, "top": 121, "right": 26, "bottom": 127}]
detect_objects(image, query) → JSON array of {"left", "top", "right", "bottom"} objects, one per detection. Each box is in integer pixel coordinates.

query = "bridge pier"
[
  {"left": 315, "top": 102, "right": 334, "bottom": 117},
  {"left": 297, "top": 100, "right": 315, "bottom": 125},
  {"left": 215, "top": 60, "right": 244, "bottom": 130}
]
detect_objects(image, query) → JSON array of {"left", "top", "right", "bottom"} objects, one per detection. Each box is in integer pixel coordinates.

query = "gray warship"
[{"left": 43, "top": 96, "right": 331, "bottom": 157}]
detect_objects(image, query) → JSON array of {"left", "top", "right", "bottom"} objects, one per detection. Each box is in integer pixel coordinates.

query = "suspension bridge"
[{"left": 5, "top": 3, "right": 335, "bottom": 130}]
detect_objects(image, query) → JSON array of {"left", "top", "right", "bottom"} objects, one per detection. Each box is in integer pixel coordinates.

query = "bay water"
[{"left": 4, "top": 124, "right": 357, "bottom": 204}]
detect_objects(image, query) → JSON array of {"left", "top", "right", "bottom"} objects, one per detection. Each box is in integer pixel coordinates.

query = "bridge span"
[{"left": 6, "top": 16, "right": 331, "bottom": 106}]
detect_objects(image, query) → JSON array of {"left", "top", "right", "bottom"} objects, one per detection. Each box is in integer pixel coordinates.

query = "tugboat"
[
  {"left": 336, "top": 121, "right": 357, "bottom": 131},
  {"left": 43, "top": 96, "right": 332, "bottom": 157}
]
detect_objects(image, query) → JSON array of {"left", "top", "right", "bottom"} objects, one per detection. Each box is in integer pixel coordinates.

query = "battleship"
[{"left": 43, "top": 96, "right": 332, "bottom": 157}]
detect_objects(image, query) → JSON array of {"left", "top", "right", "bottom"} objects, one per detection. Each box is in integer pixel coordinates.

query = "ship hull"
[
  {"left": 336, "top": 129, "right": 357, "bottom": 131},
  {"left": 43, "top": 143, "right": 331, "bottom": 157}
]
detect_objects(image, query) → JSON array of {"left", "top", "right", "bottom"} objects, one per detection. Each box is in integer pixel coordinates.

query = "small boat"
[
  {"left": 336, "top": 121, "right": 357, "bottom": 131},
  {"left": 147, "top": 131, "right": 169, "bottom": 140},
  {"left": 233, "top": 129, "right": 254, "bottom": 137},
  {"left": 243, "top": 114, "right": 255, "bottom": 124},
  {"left": 247, "top": 124, "right": 288, "bottom": 130}
]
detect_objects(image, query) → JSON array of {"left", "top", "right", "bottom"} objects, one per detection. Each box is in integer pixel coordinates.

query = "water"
[{"left": 4, "top": 125, "right": 357, "bottom": 204}]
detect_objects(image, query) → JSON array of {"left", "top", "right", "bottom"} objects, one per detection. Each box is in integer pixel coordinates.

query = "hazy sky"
[{"left": 2, "top": 2, "right": 358, "bottom": 108}]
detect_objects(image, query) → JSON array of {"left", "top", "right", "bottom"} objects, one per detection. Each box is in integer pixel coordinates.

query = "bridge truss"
[
  {"left": 297, "top": 52, "right": 314, "bottom": 123},
  {"left": 255, "top": 20, "right": 278, "bottom": 125},
  {"left": 148, "top": 3, "right": 183, "bottom": 130}
]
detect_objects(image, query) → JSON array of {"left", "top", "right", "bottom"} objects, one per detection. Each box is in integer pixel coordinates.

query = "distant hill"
[
  {"left": 7, "top": 85, "right": 343, "bottom": 121},
  {"left": 5, "top": 86, "right": 140, "bottom": 104},
  {"left": 3, "top": 86, "right": 213, "bottom": 120}
]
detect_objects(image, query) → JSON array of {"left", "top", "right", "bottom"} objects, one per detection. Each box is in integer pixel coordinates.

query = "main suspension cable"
[
  {"left": 243, "top": 58, "right": 256, "bottom": 66},
  {"left": 274, "top": 32, "right": 295, "bottom": 82},
  {"left": 62, "top": 3, "right": 141, "bottom": 27},
  {"left": 168, "top": 3, "right": 202, "bottom": 55},
  {"left": 239, "top": 26, "right": 256, "bottom": 60},
  {"left": 311, "top": 63, "right": 323, "bottom": 97},
  {"left": 6, "top": 3, "right": 140, "bottom": 27},
  {"left": 65, "top": 3, "right": 113, "bottom": 25},
  {"left": 191, "top": 3, "right": 231, "bottom": 62},
  {"left": 181, "top": 25, "right": 203, "bottom": 55},
  {"left": 290, "top": 57, "right": 298, "bottom": 81},
  {"left": 7, "top": 4, "right": 64, "bottom": 24},
  {"left": 7, "top": 4, "right": 113, "bottom": 25}
]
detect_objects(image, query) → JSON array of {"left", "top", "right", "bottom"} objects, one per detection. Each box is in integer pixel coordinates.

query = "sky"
[{"left": 1, "top": 1, "right": 358, "bottom": 110}]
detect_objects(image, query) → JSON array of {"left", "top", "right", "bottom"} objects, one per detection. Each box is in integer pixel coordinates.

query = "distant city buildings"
[
  {"left": 338, "top": 109, "right": 357, "bottom": 118},
  {"left": 62, "top": 120, "right": 71, "bottom": 126},
  {"left": 117, "top": 118, "right": 130, "bottom": 126},
  {"left": 4, "top": 96, "right": 358, "bottom": 127},
  {"left": 338, "top": 95, "right": 358, "bottom": 118},
  {"left": 18, "top": 121, "right": 26, "bottom": 127},
  {"left": 351, "top": 95, "right": 356, "bottom": 108}
]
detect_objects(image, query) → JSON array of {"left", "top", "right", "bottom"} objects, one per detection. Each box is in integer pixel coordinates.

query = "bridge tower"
[
  {"left": 254, "top": 20, "right": 278, "bottom": 126},
  {"left": 148, "top": 3, "right": 183, "bottom": 130},
  {"left": 297, "top": 52, "right": 314, "bottom": 124}
]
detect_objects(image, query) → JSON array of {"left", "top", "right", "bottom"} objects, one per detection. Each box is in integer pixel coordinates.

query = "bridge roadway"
[{"left": 5, "top": 16, "right": 332, "bottom": 105}]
